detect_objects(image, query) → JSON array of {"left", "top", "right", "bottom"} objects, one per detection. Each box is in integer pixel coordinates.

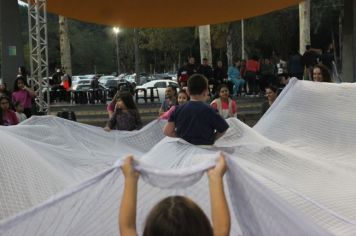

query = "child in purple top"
[{"left": 12, "top": 77, "right": 36, "bottom": 118}]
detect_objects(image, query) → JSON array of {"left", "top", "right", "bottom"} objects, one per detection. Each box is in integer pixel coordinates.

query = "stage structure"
[{"left": 27, "top": 0, "right": 50, "bottom": 113}]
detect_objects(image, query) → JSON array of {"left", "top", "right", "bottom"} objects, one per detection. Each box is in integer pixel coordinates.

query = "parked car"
[
  {"left": 99, "top": 75, "right": 117, "bottom": 84},
  {"left": 72, "top": 75, "right": 95, "bottom": 88},
  {"left": 72, "top": 79, "right": 108, "bottom": 91},
  {"left": 135, "top": 79, "right": 178, "bottom": 102}
]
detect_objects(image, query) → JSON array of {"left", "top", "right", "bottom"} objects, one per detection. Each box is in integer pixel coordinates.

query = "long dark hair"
[
  {"left": 313, "top": 64, "right": 332, "bottom": 82},
  {"left": 13, "top": 76, "right": 29, "bottom": 92},
  {"left": 143, "top": 196, "right": 213, "bottom": 236},
  {"left": 0, "top": 96, "right": 11, "bottom": 125},
  {"left": 117, "top": 91, "right": 138, "bottom": 110}
]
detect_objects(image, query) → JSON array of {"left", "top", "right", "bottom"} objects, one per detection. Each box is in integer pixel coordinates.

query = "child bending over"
[
  {"left": 164, "top": 74, "right": 229, "bottom": 145},
  {"left": 119, "top": 153, "right": 230, "bottom": 236},
  {"left": 104, "top": 91, "right": 142, "bottom": 131}
]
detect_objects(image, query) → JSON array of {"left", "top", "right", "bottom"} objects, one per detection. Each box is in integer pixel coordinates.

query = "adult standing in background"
[
  {"left": 177, "top": 56, "right": 198, "bottom": 87},
  {"left": 213, "top": 60, "right": 228, "bottom": 95},
  {"left": 288, "top": 50, "right": 304, "bottom": 80},
  {"left": 198, "top": 58, "right": 214, "bottom": 91},
  {"left": 245, "top": 56, "right": 260, "bottom": 95},
  {"left": 302, "top": 45, "right": 319, "bottom": 80}
]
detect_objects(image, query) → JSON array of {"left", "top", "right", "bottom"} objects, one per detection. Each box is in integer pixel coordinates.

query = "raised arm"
[
  {"left": 24, "top": 86, "right": 36, "bottom": 97},
  {"left": 207, "top": 153, "right": 230, "bottom": 236},
  {"left": 119, "top": 156, "right": 139, "bottom": 236}
]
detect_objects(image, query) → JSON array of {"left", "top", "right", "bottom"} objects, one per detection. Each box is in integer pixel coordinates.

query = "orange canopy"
[{"left": 38, "top": 0, "right": 302, "bottom": 28}]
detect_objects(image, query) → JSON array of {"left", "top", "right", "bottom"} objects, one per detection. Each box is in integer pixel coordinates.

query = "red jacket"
[{"left": 246, "top": 59, "right": 260, "bottom": 73}]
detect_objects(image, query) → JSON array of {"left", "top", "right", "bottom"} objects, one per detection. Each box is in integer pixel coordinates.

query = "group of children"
[{"left": 0, "top": 76, "right": 35, "bottom": 126}]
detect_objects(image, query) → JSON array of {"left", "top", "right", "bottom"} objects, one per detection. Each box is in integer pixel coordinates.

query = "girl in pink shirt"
[
  {"left": 210, "top": 84, "right": 237, "bottom": 119},
  {"left": 12, "top": 77, "right": 36, "bottom": 118},
  {"left": 160, "top": 89, "right": 189, "bottom": 120}
]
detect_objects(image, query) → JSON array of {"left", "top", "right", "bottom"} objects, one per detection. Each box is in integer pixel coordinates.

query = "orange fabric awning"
[{"left": 39, "top": 0, "right": 302, "bottom": 28}]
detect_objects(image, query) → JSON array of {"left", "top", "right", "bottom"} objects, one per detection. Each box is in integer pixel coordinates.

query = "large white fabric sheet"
[{"left": 0, "top": 78, "right": 355, "bottom": 235}]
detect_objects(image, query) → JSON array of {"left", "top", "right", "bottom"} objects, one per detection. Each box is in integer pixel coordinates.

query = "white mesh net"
[{"left": 0, "top": 78, "right": 355, "bottom": 236}]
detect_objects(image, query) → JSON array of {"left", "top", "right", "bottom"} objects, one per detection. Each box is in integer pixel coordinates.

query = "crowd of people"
[
  {"left": 0, "top": 67, "right": 36, "bottom": 126},
  {"left": 104, "top": 47, "right": 334, "bottom": 133}
]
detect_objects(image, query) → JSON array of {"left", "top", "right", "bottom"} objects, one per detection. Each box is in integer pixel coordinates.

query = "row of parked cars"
[{"left": 70, "top": 73, "right": 178, "bottom": 102}]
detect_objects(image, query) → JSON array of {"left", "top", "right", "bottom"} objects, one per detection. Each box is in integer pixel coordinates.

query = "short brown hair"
[
  {"left": 143, "top": 196, "right": 213, "bottom": 236},
  {"left": 187, "top": 74, "right": 208, "bottom": 95}
]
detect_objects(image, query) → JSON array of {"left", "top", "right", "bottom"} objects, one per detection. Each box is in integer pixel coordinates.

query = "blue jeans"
[{"left": 229, "top": 77, "right": 245, "bottom": 95}]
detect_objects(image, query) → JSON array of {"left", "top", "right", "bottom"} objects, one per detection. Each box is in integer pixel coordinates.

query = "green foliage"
[{"left": 7, "top": 2, "right": 343, "bottom": 74}]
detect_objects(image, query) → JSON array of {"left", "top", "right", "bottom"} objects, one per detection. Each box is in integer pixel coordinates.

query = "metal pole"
[
  {"left": 241, "top": 19, "right": 245, "bottom": 60},
  {"left": 27, "top": 0, "right": 49, "bottom": 113},
  {"left": 116, "top": 33, "right": 120, "bottom": 76}
]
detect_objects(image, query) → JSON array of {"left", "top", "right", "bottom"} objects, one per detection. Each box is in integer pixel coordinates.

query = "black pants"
[{"left": 245, "top": 71, "right": 258, "bottom": 94}]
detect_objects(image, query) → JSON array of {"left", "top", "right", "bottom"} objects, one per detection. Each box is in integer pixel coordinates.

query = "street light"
[{"left": 113, "top": 27, "right": 121, "bottom": 76}]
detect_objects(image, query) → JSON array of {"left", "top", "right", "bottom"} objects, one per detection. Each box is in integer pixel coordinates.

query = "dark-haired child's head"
[
  {"left": 13, "top": 77, "right": 28, "bottom": 91},
  {"left": 143, "top": 196, "right": 213, "bottom": 236},
  {"left": 187, "top": 74, "right": 209, "bottom": 100},
  {"left": 0, "top": 96, "right": 10, "bottom": 111},
  {"left": 0, "top": 81, "right": 7, "bottom": 92},
  {"left": 116, "top": 91, "right": 137, "bottom": 110},
  {"left": 265, "top": 84, "right": 278, "bottom": 103},
  {"left": 313, "top": 64, "right": 331, "bottom": 82},
  {"left": 217, "top": 84, "right": 230, "bottom": 100},
  {"left": 14, "top": 101, "right": 24, "bottom": 113},
  {"left": 177, "top": 89, "right": 189, "bottom": 105}
]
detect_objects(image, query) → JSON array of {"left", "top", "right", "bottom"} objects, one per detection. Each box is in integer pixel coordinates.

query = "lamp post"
[{"left": 113, "top": 27, "right": 120, "bottom": 76}]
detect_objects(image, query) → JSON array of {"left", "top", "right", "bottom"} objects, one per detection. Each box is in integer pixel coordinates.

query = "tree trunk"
[
  {"left": 299, "top": 0, "right": 311, "bottom": 54},
  {"left": 59, "top": 15, "right": 72, "bottom": 75},
  {"left": 178, "top": 51, "right": 181, "bottom": 68},
  {"left": 134, "top": 28, "right": 140, "bottom": 79},
  {"left": 198, "top": 25, "right": 212, "bottom": 64},
  {"left": 342, "top": 0, "right": 356, "bottom": 82},
  {"left": 226, "top": 25, "right": 233, "bottom": 67},
  {"left": 241, "top": 20, "right": 246, "bottom": 60}
]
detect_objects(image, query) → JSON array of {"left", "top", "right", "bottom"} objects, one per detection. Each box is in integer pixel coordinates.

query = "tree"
[
  {"left": 198, "top": 25, "right": 212, "bottom": 64},
  {"left": 59, "top": 16, "right": 72, "bottom": 75},
  {"left": 299, "top": 0, "right": 311, "bottom": 54}
]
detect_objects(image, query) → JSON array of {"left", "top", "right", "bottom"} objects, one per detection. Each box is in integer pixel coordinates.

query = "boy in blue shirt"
[{"left": 164, "top": 74, "right": 229, "bottom": 145}]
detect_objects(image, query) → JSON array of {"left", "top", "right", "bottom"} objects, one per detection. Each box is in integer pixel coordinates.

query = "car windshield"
[
  {"left": 78, "top": 80, "right": 91, "bottom": 84},
  {"left": 105, "top": 80, "right": 118, "bottom": 86}
]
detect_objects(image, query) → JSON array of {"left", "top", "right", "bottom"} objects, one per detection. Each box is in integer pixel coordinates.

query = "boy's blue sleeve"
[{"left": 209, "top": 108, "right": 229, "bottom": 133}]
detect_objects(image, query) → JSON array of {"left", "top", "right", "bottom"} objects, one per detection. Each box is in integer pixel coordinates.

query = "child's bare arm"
[
  {"left": 163, "top": 122, "right": 177, "bottom": 137},
  {"left": 208, "top": 153, "right": 230, "bottom": 236},
  {"left": 214, "top": 131, "right": 226, "bottom": 141},
  {"left": 119, "top": 156, "right": 139, "bottom": 236}
]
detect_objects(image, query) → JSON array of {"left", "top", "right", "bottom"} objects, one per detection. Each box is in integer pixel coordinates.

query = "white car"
[
  {"left": 72, "top": 75, "right": 95, "bottom": 88},
  {"left": 135, "top": 79, "right": 178, "bottom": 102},
  {"left": 98, "top": 75, "right": 118, "bottom": 85}
]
